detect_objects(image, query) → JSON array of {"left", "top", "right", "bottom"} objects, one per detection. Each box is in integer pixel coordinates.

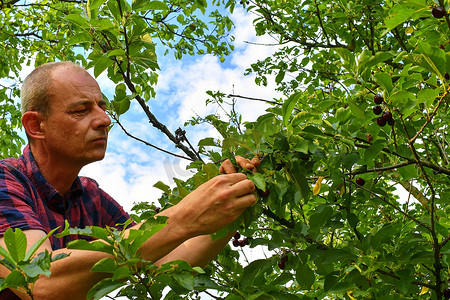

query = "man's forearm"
[
  {"left": 32, "top": 248, "right": 113, "bottom": 300},
  {"left": 155, "top": 232, "right": 234, "bottom": 268}
]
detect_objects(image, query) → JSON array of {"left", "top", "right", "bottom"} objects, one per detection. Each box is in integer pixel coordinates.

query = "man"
[{"left": 0, "top": 61, "right": 259, "bottom": 299}]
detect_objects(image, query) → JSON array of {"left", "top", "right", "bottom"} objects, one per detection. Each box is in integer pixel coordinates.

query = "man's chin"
[{"left": 83, "top": 152, "right": 106, "bottom": 166}]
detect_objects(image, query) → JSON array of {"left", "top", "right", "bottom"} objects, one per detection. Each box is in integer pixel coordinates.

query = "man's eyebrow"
[{"left": 67, "top": 99, "right": 106, "bottom": 109}]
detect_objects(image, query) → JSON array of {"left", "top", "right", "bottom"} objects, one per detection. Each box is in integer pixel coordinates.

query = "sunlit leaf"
[{"left": 313, "top": 176, "right": 324, "bottom": 195}]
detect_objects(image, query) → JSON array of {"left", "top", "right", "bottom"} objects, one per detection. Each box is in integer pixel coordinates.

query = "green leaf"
[
  {"left": 153, "top": 181, "right": 171, "bottom": 194},
  {"left": 173, "top": 178, "right": 190, "bottom": 198},
  {"left": 88, "top": 0, "right": 107, "bottom": 10},
  {"left": 286, "top": 161, "right": 310, "bottom": 202},
  {"left": 0, "top": 246, "right": 15, "bottom": 267},
  {"left": 112, "top": 97, "right": 131, "bottom": 116},
  {"left": 67, "top": 32, "right": 92, "bottom": 46},
  {"left": 291, "top": 136, "right": 308, "bottom": 154},
  {"left": 358, "top": 51, "right": 395, "bottom": 81},
  {"left": 94, "top": 57, "right": 114, "bottom": 78},
  {"left": 347, "top": 212, "right": 359, "bottom": 228},
  {"left": 106, "top": 0, "right": 121, "bottom": 24},
  {"left": 347, "top": 98, "right": 365, "bottom": 119},
  {"left": 398, "top": 164, "right": 418, "bottom": 181},
  {"left": 282, "top": 92, "right": 301, "bottom": 126},
  {"left": 373, "top": 73, "right": 393, "bottom": 94},
  {"left": 65, "top": 14, "right": 88, "bottom": 27},
  {"left": 67, "top": 240, "right": 114, "bottom": 255},
  {"left": 296, "top": 262, "right": 315, "bottom": 289},
  {"left": 4, "top": 228, "right": 27, "bottom": 262},
  {"left": 173, "top": 272, "right": 194, "bottom": 290},
  {"left": 310, "top": 205, "right": 333, "bottom": 229},
  {"left": 416, "top": 42, "right": 446, "bottom": 80},
  {"left": 126, "top": 229, "right": 157, "bottom": 256},
  {"left": 197, "top": 137, "right": 217, "bottom": 147},
  {"left": 91, "top": 257, "right": 117, "bottom": 273},
  {"left": 334, "top": 48, "right": 356, "bottom": 75},
  {"left": 417, "top": 88, "right": 441, "bottom": 108},
  {"left": 404, "top": 50, "right": 445, "bottom": 80},
  {"left": 139, "top": 216, "right": 167, "bottom": 238},
  {"left": 247, "top": 173, "right": 266, "bottom": 191},
  {"left": 112, "top": 265, "right": 132, "bottom": 280},
  {"left": 383, "top": 7, "right": 416, "bottom": 33},
  {"left": 222, "top": 137, "right": 242, "bottom": 150},
  {"left": 132, "top": 0, "right": 169, "bottom": 11},
  {"left": 21, "top": 264, "right": 48, "bottom": 278},
  {"left": 240, "top": 259, "right": 268, "bottom": 290},
  {"left": 202, "top": 163, "right": 219, "bottom": 180},
  {"left": 4, "top": 270, "right": 27, "bottom": 289},
  {"left": 87, "top": 278, "right": 124, "bottom": 300},
  {"left": 324, "top": 271, "right": 339, "bottom": 292},
  {"left": 107, "top": 49, "right": 127, "bottom": 58},
  {"left": 364, "top": 140, "right": 385, "bottom": 165}
]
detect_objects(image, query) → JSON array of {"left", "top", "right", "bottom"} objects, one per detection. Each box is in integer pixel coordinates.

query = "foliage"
[
  {"left": 183, "top": 0, "right": 450, "bottom": 299},
  {"left": 54, "top": 218, "right": 213, "bottom": 300},
  {"left": 1, "top": 0, "right": 450, "bottom": 299},
  {"left": 0, "top": 228, "right": 67, "bottom": 298}
]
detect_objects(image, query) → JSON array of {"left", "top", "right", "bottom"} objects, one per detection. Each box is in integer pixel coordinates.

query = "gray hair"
[{"left": 20, "top": 61, "right": 87, "bottom": 116}]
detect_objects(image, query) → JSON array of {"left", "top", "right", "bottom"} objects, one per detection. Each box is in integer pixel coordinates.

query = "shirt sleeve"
[
  {"left": 0, "top": 165, "right": 46, "bottom": 236},
  {"left": 101, "top": 191, "right": 136, "bottom": 230},
  {"left": 80, "top": 177, "right": 136, "bottom": 230}
]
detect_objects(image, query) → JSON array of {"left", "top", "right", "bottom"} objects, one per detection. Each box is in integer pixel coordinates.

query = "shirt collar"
[{"left": 22, "top": 145, "right": 83, "bottom": 212}]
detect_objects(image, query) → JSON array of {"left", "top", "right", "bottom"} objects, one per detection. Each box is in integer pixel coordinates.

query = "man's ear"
[{"left": 21, "top": 111, "right": 46, "bottom": 140}]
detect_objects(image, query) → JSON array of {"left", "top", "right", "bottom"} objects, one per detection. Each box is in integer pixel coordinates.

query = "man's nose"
[{"left": 93, "top": 106, "right": 111, "bottom": 129}]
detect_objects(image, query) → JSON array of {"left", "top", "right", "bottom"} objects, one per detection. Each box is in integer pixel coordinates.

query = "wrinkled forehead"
[{"left": 49, "top": 67, "right": 103, "bottom": 105}]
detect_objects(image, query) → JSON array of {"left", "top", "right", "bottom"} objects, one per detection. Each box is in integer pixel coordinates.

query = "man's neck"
[{"left": 29, "top": 144, "right": 82, "bottom": 196}]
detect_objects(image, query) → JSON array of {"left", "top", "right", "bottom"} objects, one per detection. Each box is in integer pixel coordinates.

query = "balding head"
[{"left": 21, "top": 61, "right": 89, "bottom": 117}]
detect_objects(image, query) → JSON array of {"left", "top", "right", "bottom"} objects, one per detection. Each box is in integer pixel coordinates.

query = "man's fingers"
[
  {"left": 250, "top": 157, "right": 261, "bottom": 168},
  {"left": 232, "top": 193, "right": 257, "bottom": 211},
  {"left": 219, "top": 156, "right": 261, "bottom": 174},
  {"left": 235, "top": 155, "right": 253, "bottom": 170},
  {"left": 220, "top": 172, "right": 248, "bottom": 184},
  {"left": 229, "top": 177, "right": 255, "bottom": 195},
  {"left": 219, "top": 159, "right": 237, "bottom": 174}
]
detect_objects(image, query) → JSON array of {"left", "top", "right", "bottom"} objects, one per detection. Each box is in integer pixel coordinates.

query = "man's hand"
[
  {"left": 151, "top": 155, "right": 260, "bottom": 267},
  {"left": 171, "top": 155, "right": 259, "bottom": 237},
  {"left": 165, "top": 172, "right": 256, "bottom": 238}
]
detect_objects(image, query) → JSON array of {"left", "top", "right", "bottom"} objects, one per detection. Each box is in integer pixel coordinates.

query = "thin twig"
[
  {"left": 112, "top": 115, "right": 194, "bottom": 161},
  {"left": 409, "top": 92, "right": 447, "bottom": 144}
]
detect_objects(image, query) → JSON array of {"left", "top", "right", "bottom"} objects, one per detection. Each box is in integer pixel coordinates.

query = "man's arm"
[{"left": 0, "top": 158, "right": 258, "bottom": 299}]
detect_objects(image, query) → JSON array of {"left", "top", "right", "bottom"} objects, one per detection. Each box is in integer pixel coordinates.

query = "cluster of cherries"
[
  {"left": 232, "top": 232, "right": 250, "bottom": 247},
  {"left": 372, "top": 94, "right": 394, "bottom": 127}
]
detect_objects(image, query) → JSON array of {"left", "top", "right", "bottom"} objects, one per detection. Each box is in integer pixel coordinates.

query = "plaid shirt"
[
  {"left": 0, "top": 145, "right": 133, "bottom": 249},
  {"left": 0, "top": 145, "right": 135, "bottom": 299}
]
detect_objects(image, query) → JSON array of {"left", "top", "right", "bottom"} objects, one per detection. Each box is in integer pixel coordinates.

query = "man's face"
[{"left": 41, "top": 66, "right": 111, "bottom": 168}]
